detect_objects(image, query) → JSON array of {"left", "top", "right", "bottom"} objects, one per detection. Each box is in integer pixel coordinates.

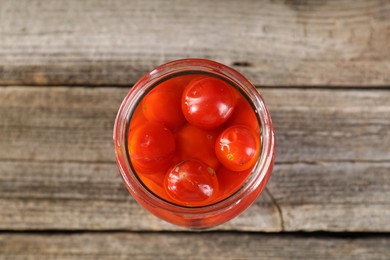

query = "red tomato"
[
  {"left": 128, "top": 121, "right": 175, "bottom": 173},
  {"left": 213, "top": 167, "right": 252, "bottom": 202},
  {"left": 182, "top": 76, "right": 236, "bottom": 130},
  {"left": 164, "top": 159, "right": 219, "bottom": 206},
  {"left": 174, "top": 123, "right": 221, "bottom": 170},
  {"left": 225, "top": 96, "right": 260, "bottom": 134},
  {"left": 215, "top": 125, "right": 260, "bottom": 171},
  {"left": 142, "top": 76, "right": 191, "bottom": 130}
]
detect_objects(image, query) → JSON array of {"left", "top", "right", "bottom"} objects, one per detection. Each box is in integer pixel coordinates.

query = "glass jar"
[{"left": 113, "top": 59, "right": 275, "bottom": 228}]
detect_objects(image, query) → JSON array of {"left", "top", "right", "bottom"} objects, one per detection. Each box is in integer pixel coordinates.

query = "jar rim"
[{"left": 113, "top": 58, "right": 275, "bottom": 215}]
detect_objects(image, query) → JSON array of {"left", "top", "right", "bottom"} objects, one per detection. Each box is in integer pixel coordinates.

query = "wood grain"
[
  {"left": 270, "top": 162, "right": 390, "bottom": 232},
  {"left": 1, "top": 0, "right": 388, "bottom": 256},
  {"left": 0, "top": 86, "right": 389, "bottom": 231},
  {"left": 0, "top": 160, "right": 280, "bottom": 231},
  {"left": 0, "top": 87, "right": 388, "bottom": 163},
  {"left": 0, "top": 232, "right": 389, "bottom": 259},
  {"left": 0, "top": 160, "right": 389, "bottom": 231},
  {"left": 1, "top": 0, "right": 389, "bottom": 86}
]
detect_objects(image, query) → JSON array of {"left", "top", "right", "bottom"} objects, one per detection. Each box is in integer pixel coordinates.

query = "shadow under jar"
[{"left": 113, "top": 59, "right": 275, "bottom": 229}]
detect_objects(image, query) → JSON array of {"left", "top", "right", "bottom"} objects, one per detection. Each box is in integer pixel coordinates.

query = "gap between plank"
[
  {"left": 0, "top": 230, "right": 389, "bottom": 238},
  {"left": 1, "top": 158, "right": 390, "bottom": 165},
  {"left": 0, "top": 85, "right": 389, "bottom": 90}
]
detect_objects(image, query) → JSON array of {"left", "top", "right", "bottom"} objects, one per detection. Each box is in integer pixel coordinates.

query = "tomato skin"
[
  {"left": 142, "top": 77, "right": 189, "bottom": 130},
  {"left": 128, "top": 121, "right": 175, "bottom": 173},
  {"left": 164, "top": 159, "right": 219, "bottom": 206},
  {"left": 174, "top": 123, "right": 220, "bottom": 170},
  {"left": 182, "top": 76, "right": 236, "bottom": 130},
  {"left": 215, "top": 125, "right": 260, "bottom": 172}
]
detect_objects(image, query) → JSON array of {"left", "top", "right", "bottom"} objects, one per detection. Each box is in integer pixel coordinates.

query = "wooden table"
[{"left": 1, "top": 0, "right": 389, "bottom": 259}]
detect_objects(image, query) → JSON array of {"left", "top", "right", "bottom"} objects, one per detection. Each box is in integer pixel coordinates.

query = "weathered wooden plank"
[
  {"left": 0, "top": 87, "right": 388, "bottom": 163},
  {"left": 0, "top": 160, "right": 389, "bottom": 231},
  {"left": 0, "top": 160, "right": 280, "bottom": 231},
  {"left": 269, "top": 162, "right": 390, "bottom": 232},
  {"left": 0, "top": 87, "right": 124, "bottom": 163},
  {"left": 1, "top": 0, "right": 389, "bottom": 86},
  {"left": 0, "top": 232, "right": 389, "bottom": 259},
  {"left": 0, "top": 87, "right": 389, "bottom": 231}
]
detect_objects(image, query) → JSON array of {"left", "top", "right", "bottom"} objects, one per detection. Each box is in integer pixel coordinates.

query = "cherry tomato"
[
  {"left": 164, "top": 159, "right": 219, "bottom": 206},
  {"left": 142, "top": 76, "right": 191, "bottom": 130},
  {"left": 182, "top": 76, "right": 236, "bottom": 130},
  {"left": 215, "top": 125, "right": 260, "bottom": 171},
  {"left": 213, "top": 167, "right": 252, "bottom": 202},
  {"left": 128, "top": 121, "right": 175, "bottom": 173},
  {"left": 225, "top": 96, "right": 260, "bottom": 134},
  {"left": 174, "top": 123, "right": 221, "bottom": 170}
]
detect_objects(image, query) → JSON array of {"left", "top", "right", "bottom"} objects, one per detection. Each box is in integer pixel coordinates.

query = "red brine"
[{"left": 128, "top": 74, "right": 260, "bottom": 206}]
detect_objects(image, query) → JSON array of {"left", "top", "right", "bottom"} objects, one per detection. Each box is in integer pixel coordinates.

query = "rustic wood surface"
[
  {"left": 1, "top": 87, "right": 389, "bottom": 163},
  {"left": 1, "top": 0, "right": 389, "bottom": 259},
  {"left": 0, "top": 0, "right": 389, "bottom": 86},
  {"left": 0, "top": 233, "right": 389, "bottom": 260},
  {"left": 0, "top": 87, "right": 389, "bottom": 232},
  {"left": 1, "top": 160, "right": 389, "bottom": 232}
]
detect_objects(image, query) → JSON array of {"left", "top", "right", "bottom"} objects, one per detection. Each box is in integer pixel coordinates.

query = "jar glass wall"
[{"left": 113, "top": 59, "right": 275, "bottom": 228}]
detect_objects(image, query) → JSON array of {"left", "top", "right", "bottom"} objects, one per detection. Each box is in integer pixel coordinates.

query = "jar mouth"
[{"left": 114, "top": 59, "right": 275, "bottom": 214}]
